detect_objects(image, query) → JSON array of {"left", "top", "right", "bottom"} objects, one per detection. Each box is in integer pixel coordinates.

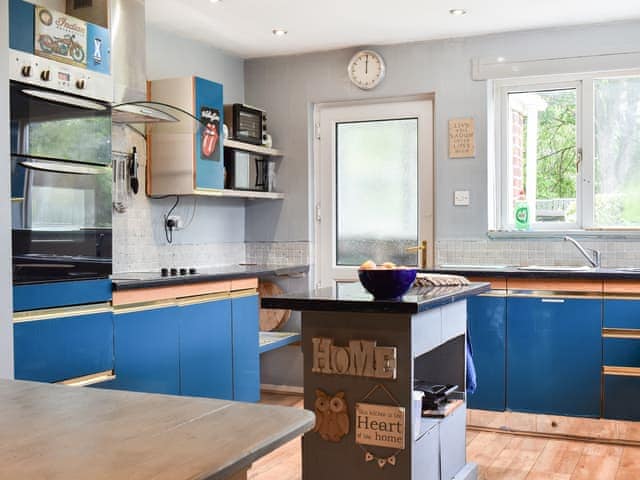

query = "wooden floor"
[{"left": 248, "top": 393, "right": 640, "bottom": 480}]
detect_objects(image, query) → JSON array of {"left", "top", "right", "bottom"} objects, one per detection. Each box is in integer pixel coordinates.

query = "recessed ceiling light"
[
  {"left": 209, "top": 0, "right": 222, "bottom": 3},
  {"left": 497, "top": 56, "right": 506, "bottom": 62},
  {"left": 449, "top": 8, "right": 467, "bottom": 16},
  {"left": 272, "top": 28, "right": 288, "bottom": 36}
]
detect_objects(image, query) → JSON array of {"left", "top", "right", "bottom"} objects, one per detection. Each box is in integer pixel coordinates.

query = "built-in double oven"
[{"left": 10, "top": 52, "right": 113, "bottom": 285}]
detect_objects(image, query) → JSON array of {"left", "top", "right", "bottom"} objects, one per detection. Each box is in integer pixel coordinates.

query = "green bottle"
[{"left": 514, "top": 197, "right": 529, "bottom": 230}]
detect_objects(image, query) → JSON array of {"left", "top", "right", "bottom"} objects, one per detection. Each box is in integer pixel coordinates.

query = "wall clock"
[{"left": 348, "top": 50, "right": 386, "bottom": 90}]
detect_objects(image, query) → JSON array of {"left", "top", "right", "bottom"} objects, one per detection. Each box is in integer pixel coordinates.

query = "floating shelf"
[
  {"left": 224, "top": 139, "right": 283, "bottom": 156},
  {"left": 259, "top": 331, "right": 301, "bottom": 354},
  {"left": 193, "top": 188, "right": 285, "bottom": 200}
]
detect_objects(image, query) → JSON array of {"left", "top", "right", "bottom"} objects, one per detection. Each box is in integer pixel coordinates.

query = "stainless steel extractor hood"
[
  {"left": 68, "top": 0, "right": 193, "bottom": 124},
  {"left": 109, "top": 0, "right": 181, "bottom": 124}
]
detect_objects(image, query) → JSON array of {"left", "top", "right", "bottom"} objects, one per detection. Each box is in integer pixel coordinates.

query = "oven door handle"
[
  {"left": 20, "top": 88, "right": 108, "bottom": 111},
  {"left": 18, "top": 159, "right": 108, "bottom": 175}
]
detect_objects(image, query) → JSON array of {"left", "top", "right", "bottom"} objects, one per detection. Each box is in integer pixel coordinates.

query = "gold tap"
[{"left": 406, "top": 240, "right": 428, "bottom": 269}]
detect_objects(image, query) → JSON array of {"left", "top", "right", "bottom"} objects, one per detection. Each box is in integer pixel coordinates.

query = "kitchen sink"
[
  {"left": 517, "top": 265, "right": 594, "bottom": 272},
  {"left": 615, "top": 267, "right": 640, "bottom": 273}
]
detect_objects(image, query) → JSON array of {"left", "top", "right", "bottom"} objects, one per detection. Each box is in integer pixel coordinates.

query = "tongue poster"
[
  {"left": 35, "top": 6, "right": 88, "bottom": 68},
  {"left": 200, "top": 107, "right": 221, "bottom": 160}
]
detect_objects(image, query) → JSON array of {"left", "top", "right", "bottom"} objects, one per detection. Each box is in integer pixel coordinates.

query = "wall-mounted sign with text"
[
  {"left": 355, "top": 402, "right": 405, "bottom": 450},
  {"left": 448, "top": 118, "right": 475, "bottom": 158},
  {"left": 312, "top": 338, "right": 397, "bottom": 379}
]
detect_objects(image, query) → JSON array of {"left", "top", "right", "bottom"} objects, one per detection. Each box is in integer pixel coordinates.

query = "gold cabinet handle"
[{"left": 406, "top": 240, "right": 428, "bottom": 269}]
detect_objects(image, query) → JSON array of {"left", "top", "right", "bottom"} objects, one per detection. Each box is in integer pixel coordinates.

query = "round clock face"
[{"left": 348, "top": 50, "right": 386, "bottom": 90}]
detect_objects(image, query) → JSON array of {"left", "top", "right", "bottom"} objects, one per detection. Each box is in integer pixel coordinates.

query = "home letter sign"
[{"left": 312, "top": 338, "right": 397, "bottom": 379}]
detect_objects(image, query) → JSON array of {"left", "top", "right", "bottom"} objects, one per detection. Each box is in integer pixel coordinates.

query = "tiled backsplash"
[
  {"left": 245, "top": 242, "right": 311, "bottom": 266},
  {"left": 112, "top": 125, "right": 311, "bottom": 273},
  {"left": 435, "top": 238, "right": 640, "bottom": 268}
]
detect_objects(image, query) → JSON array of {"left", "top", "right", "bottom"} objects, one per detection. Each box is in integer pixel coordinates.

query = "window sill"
[{"left": 487, "top": 229, "right": 640, "bottom": 240}]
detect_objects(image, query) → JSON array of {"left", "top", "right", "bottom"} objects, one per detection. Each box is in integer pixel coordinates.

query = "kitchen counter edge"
[
  {"left": 111, "top": 264, "right": 309, "bottom": 291},
  {"left": 261, "top": 282, "right": 490, "bottom": 314},
  {"left": 424, "top": 267, "right": 640, "bottom": 280}
]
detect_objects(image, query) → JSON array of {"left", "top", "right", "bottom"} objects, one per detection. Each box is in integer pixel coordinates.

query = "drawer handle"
[{"left": 541, "top": 298, "right": 565, "bottom": 303}]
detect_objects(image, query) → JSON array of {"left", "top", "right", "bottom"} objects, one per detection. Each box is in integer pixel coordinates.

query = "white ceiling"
[{"left": 146, "top": 0, "right": 640, "bottom": 59}]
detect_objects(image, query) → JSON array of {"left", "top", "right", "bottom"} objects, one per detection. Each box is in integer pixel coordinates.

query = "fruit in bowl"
[{"left": 358, "top": 260, "right": 417, "bottom": 300}]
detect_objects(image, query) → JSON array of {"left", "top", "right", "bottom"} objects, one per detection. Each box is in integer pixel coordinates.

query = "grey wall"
[
  {"left": 244, "top": 20, "right": 640, "bottom": 242},
  {"left": 110, "top": 25, "right": 247, "bottom": 269},
  {"left": 147, "top": 25, "right": 245, "bottom": 104},
  {"left": 111, "top": 27, "right": 249, "bottom": 274},
  {"left": 144, "top": 26, "right": 247, "bottom": 245},
  {"left": 1, "top": 0, "right": 14, "bottom": 378}
]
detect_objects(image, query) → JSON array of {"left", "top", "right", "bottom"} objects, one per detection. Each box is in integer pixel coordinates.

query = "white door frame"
[{"left": 312, "top": 94, "right": 435, "bottom": 288}]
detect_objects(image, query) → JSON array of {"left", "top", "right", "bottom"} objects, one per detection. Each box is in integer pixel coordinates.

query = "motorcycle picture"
[{"left": 38, "top": 33, "right": 85, "bottom": 64}]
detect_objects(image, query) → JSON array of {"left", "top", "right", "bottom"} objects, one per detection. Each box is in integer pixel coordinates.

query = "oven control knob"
[
  {"left": 76, "top": 79, "right": 86, "bottom": 90},
  {"left": 21, "top": 65, "right": 32, "bottom": 77},
  {"left": 40, "top": 69, "right": 51, "bottom": 81}
]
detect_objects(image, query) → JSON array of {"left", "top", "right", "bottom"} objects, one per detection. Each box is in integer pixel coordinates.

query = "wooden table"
[{"left": 0, "top": 379, "right": 314, "bottom": 479}]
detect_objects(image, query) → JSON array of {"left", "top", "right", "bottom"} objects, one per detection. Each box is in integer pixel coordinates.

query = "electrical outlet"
[
  {"left": 166, "top": 215, "right": 182, "bottom": 230},
  {"left": 454, "top": 190, "right": 470, "bottom": 206}
]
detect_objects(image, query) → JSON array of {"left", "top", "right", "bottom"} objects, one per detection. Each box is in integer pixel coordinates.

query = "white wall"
[
  {"left": 1, "top": 0, "right": 14, "bottom": 379},
  {"left": 244, "top": 20, "right": 640, "bottom": 242}
]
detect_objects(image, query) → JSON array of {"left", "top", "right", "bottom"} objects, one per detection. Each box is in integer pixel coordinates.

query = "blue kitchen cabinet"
[
  {"left": 467, "top": 293, "right": 507, "bottom": 411},
  {"left": 603, "top": 298, "right": 640, "bottom": 420},
  {"left": 14, "top": 307, "right": 113, "bottom": 383},
  {"left": 179, "top": 299, "right": 233, "bottom": 399},
  {"left": 507, "top": 295, "right": 601, "bottom": 417},
  {"left": 232, "top": 294, "right": 260, "bottom": 402},
  {"left": 604, "top": 375, "right": 640, "bottom": 420},
  {"left": 113, "top": 305, "right": 181, "bottom": 395},
  {"left": 604, "top": 298, "right": 640, "bottom": 329},
  {"left": 604, "top": 338, "right": 640, "bottom": 368}
]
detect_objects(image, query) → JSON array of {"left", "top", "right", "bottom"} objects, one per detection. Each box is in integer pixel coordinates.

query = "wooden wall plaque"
[
  {"left": 449, "top": 118, "right": 475, "bottom": 158},
  {"left": 355, "top": 403, "right": 405, "bottom": 450}
]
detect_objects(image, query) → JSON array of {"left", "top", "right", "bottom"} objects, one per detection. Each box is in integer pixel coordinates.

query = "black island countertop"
[
  {"left": 423, "top": 265, "right": 640, "bottom": 280},
  {"left": 261, "top": 281, "right": 490, "bottom": 314},
  {"left": 111, "top": 264, "right": 309, "bottom": 291}
]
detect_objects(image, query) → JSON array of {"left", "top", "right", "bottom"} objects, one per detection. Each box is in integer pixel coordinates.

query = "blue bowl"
[{"left": 358, "top": 268, "right": 417, "bottom": 300}]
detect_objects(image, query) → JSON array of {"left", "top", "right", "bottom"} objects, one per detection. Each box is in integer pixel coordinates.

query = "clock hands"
[{"left": 365, "top": 55, "right": 369, "bottom": 74}]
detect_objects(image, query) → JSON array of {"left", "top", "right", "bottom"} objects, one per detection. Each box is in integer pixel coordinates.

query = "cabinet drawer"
[
  {"left": 113, "top": 305, "right": 180, "bottom": 395},
  {"left": 604, "top": 337, "right": 640, "bottom": 368},
  {"left": 604, "top": 299, "right": 640, "bottom": 329},
  {"left": 14, "top": 309, "right": 113, "bottom": 383},
  {"left": 603, "top": 374, "right": 640, "bottom": 421}
]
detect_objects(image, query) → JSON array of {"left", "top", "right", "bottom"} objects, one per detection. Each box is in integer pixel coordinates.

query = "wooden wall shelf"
[{"left": 224, "top": 139, "right": 283, "bottom": 157}]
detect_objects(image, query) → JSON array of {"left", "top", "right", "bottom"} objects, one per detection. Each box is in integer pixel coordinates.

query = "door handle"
[{"left": 406, "top": 240, "right": 428, "bottom": 269}]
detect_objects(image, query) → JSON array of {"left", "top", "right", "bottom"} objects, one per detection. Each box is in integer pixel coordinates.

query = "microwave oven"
[
  {"left": 224, "top": 150, "right": 271, "bottom": 191},
  {"left": 224, "top": 103, "right": 267, "bottom": 145}
]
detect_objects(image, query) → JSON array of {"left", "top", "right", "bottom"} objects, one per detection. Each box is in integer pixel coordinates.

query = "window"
[{"left": 494, "top": 72, "right": 640, "bottom": 230}]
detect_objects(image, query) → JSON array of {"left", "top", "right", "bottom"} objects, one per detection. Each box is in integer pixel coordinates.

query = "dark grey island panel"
[{"left": 262, "top": 282, "right": 490, "bottom": 480}]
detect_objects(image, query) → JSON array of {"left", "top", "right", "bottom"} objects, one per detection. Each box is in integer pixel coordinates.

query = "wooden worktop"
[{"left": 0, "top": 380, "right": 315, "bottom": 480}]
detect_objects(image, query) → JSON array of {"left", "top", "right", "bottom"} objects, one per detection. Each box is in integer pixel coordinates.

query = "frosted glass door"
[
  {"left": 336, "top": 119, "right": 418, "bottom": 266},
  {"left": 316, "top": 98, "right": 434, "bottom": 287}
]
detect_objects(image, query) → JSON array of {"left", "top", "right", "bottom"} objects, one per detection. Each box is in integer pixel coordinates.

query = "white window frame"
[{"left": 492, "top": 69, "right": 640, "bottom": 232}]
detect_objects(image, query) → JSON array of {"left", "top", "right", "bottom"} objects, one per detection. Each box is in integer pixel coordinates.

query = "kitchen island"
[
  {"left": 262, "top": 281, "right": 490, "bottom": 480},
  {"left": 0, "top": 379, "right": 314, "bottom": 479}
]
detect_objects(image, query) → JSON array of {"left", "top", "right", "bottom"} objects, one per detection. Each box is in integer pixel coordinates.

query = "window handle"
[{"left": 576, "top": 147, "right": 583, "bottom": 173}]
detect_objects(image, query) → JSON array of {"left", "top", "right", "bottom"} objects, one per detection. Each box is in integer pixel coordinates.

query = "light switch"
[{"left": 454, "top": 190, "right": 470, "bottom": 206}]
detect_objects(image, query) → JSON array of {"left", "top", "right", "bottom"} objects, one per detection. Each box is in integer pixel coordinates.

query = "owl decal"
[{"left": 313, "top": 389, "right": 350, "bottom": 442}]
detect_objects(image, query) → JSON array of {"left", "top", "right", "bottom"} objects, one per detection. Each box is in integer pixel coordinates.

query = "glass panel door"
[
  {"left": 316, "top": 98, "right": 433, "bottom": 287},
  {"left": 336, "top": 118, "right": 418, "bottom": 267}
]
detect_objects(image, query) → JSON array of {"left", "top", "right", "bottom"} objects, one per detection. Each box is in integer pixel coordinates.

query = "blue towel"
[{"left": 466, "top": 334, "right": 477, "bottom": 394}]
